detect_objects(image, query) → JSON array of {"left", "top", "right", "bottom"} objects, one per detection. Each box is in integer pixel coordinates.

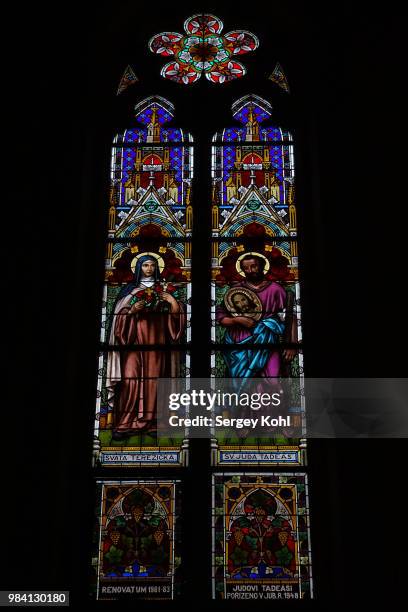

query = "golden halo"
[
  {"left": 235, "top": 251, "right": 270, "bottom": 276},
  {"left": 130, "top": 251, "right": 165, "bottom": 273}
]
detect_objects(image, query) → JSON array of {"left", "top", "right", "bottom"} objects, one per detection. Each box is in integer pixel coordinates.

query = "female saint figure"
[{"left": 106, "top": 254, "right": 186, "bottom": 439}]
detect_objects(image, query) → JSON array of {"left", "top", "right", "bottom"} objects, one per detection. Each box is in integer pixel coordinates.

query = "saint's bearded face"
[
  {"left": 241, "top": 258, "right": 264, "bottom": 282},
  {"left": 232, "top": 293, "right": 252, "bottom": 313},
  {"left": 141, "top": 260, "right": 156, "bottom": 277}
]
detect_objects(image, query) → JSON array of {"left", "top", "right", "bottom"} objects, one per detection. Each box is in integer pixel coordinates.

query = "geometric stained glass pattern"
[
  {"left": 212, "top": 94, "right": 293, "bottom": 144},
  {"left": 93, "top": 96, "right": 193, "bottom": 467},
  {"left": 117, "top": 65, "right": 139, "bottom": 95},
  {"left": 268, "top": 62, "right": 290, "bottom": 93},
  {"left": 210, "top": 94, "right": 304, "bottom": 465},
  {"left": 92, "top": 480, "right": 182, "bottom": 600},
  {"left": 211, "top": 96, "right": 295, "bottom": 230},
  {"left": 212, "top": 473, "right": 313, "bottom": 600},
  {"left": 149, "top": 13, "right": 258, "bottom": 84}
]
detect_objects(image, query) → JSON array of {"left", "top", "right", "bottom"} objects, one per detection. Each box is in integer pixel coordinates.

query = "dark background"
[{"left": 6, "top": 1, "right": 405, "bottom": 608}]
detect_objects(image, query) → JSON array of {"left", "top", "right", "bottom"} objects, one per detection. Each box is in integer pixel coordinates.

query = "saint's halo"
[
  {"left": 130, "top": 251, "right": 165, "bottom": 273},
  {"left": 235, "top": 251, "right": 270, "bottom": 276}
]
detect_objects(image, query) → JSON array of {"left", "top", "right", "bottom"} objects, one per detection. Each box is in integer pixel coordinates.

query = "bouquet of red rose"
[{"left": 129, "top": 282, "right": 180, "bottom": 310}]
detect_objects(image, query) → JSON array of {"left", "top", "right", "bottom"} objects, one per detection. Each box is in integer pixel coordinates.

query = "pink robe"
[{"left": 106, "top": 289, "right": 186, "bottom": 434}]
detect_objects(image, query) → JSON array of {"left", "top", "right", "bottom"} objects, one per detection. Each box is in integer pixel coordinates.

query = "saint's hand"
[
  {"left": 130, "top": 300, "right": 145, "bottom": 313},
  {"left": 282, "top": 348, "right": 296, "bottom": 362},
  {"left": 161, "top": 292, "right": 177, "bottom": 305},
  {"left": 235, "top": 316, "right": 256, "bottom": 329},
  {"left": 160, "top": 291, "right": 180, "bottom": 313}
]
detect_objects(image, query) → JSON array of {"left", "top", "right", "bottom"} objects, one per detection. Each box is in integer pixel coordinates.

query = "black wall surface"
[{"left": 6, "top": 1, "right": 405, "bottom": 608}]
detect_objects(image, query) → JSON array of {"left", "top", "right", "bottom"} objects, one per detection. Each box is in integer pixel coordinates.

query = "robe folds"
[
  {"left": 216, "top": 280, "right": 287, "bottom": 378},
  {"left": 106, "top": 290, "right": 186, "bottom": 434}
]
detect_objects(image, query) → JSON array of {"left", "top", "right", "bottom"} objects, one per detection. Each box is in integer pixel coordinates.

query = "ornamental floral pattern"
[{"left": 149, "top": 13, "right": 259, "bottom": 85}]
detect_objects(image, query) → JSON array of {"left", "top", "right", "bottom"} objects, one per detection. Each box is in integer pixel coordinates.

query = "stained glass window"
[
  {"left": 212, "top": 473, "right": 313, "bottom": 599},
  {"left": 210, "top": 94, "right": 304, "bottom": 466},
  {"left": 92, "top": 17, "right": 312, "bottom": 602},
  {"left": 92, "top": 480, "right": 182, "bottom": 600},
  {"left": 94, "top": 96, "right": 193, "bottom": 467}
]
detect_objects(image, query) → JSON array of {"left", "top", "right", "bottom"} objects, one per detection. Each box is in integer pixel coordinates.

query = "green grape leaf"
[
  {"left": 105, "top": 546, "right": 124, "bottom": 564},
  {"left": 230, "top": 547, "right": 248, "bottom": 565}
]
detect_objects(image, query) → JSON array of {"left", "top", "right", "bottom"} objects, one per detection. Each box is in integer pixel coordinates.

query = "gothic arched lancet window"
[
  {"left": 210, "top": 93, "right": 312, "bottom": 599},
  {"left": 91, "top": 94, "right": 192, "bottom": 599},
  {"left": 90, "top": 12, "right": 312, "bottom": 602}
]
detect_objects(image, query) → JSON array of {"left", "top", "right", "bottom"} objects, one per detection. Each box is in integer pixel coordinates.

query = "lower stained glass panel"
[
  {"left": 92, "top": 480, "right": 182, "bottom": 600},
  {"left": 212, "top": 473, "right": 313, "bottom": 600}
]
